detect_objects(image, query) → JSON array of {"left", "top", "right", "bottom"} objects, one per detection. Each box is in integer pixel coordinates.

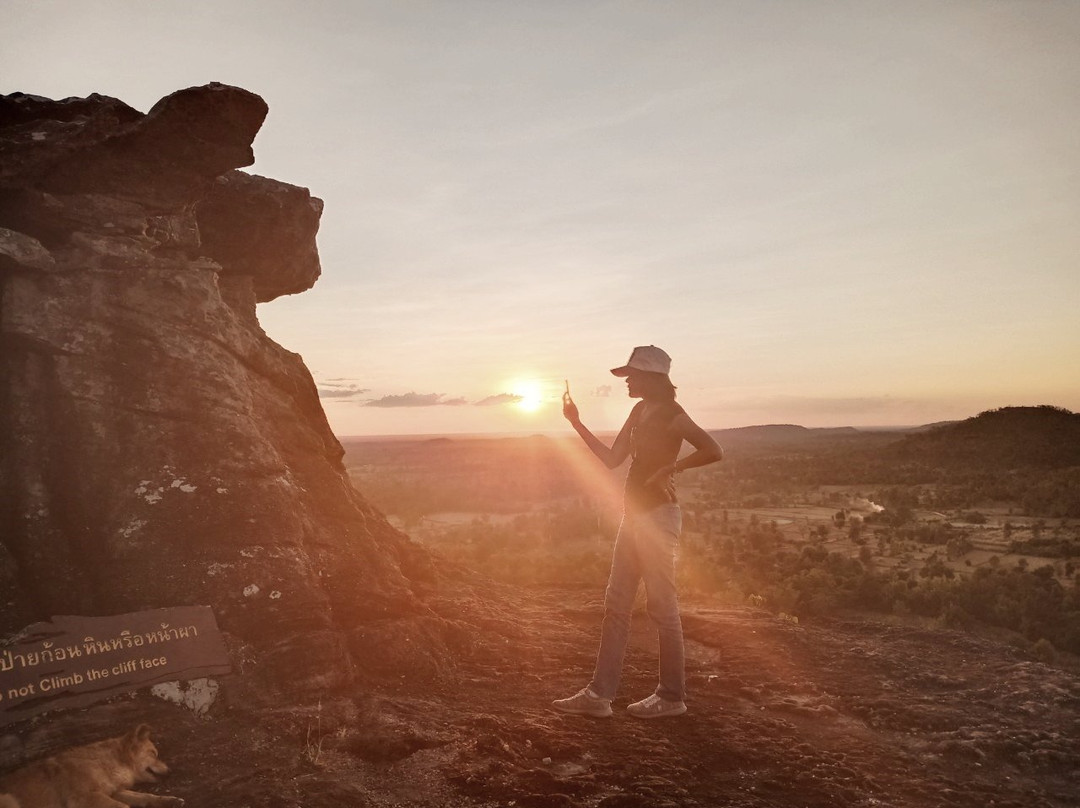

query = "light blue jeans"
[{"left": 588, "top": 503, "right": 685, "bottom": 702}]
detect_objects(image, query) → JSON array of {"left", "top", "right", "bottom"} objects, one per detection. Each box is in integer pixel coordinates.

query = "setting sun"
[{"left": 512, "top": 380, "right": 544, "bottom": 413}]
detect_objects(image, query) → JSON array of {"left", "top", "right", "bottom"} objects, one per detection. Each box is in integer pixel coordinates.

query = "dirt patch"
[{"left": 2, "top": 585, "right": 1077, "bottom": 807}]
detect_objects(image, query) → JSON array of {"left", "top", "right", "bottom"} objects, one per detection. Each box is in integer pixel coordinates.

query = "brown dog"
[{"left": 0, "top": 723, "right": 183, "bottom": 807}]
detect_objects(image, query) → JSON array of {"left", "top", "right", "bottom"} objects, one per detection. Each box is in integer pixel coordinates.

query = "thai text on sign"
[{"left": 0, "top": 605, "right": 230, "bottom": 724}]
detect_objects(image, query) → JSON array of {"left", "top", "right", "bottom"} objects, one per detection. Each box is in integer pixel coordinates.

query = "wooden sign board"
[{"left": 0, "top": 605, "right": 230, "bottom": 724}]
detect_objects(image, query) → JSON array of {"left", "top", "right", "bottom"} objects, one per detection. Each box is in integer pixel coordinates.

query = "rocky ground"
[{"left": 3, "top": 582, "right": 1078, "bottom": 808}]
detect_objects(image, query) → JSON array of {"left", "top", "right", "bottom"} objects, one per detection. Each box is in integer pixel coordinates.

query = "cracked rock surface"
[{"left": 0, "top": 85, "right": 434, "bottom": 702}]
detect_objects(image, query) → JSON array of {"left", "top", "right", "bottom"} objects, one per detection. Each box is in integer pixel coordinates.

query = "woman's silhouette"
[{"left": 553, "top": 346, "right": 723, "bottom": 718}]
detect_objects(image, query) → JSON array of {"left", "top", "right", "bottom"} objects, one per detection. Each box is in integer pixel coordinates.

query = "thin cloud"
[
  {"left": 318, "top": 384, "right": 368, "bottom": 399},
  {"left": 475, "top": 393, "right": 523, "bottom": 406},
  {"left": 364, "top": 393, "right": 467, "bottom": 408}
]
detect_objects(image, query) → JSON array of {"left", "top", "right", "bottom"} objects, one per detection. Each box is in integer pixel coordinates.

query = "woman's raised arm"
[{"left": 564, "top": 399, "right": 642, "bottom": 469}]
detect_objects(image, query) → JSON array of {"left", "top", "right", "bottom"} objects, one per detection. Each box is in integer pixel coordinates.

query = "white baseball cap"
[{"left": 610, "top": 345, "right": 672, "bottom": 377}]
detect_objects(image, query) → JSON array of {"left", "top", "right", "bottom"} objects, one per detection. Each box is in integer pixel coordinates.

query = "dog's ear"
[{"left": 123, "top": 723, "right": 153, "bottom": 752}]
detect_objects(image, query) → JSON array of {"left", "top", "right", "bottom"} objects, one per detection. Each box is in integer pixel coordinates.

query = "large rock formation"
[{"left": 0, "top": 84, "right": 441, "bottom": 701}]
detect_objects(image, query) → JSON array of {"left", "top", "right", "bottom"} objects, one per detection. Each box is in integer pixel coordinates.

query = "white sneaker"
[
  {"left": 552, "top": 687, "right": 613, "bottom": 718},
  {"left": 626, "top": 693, "right": 687, "bottom": 719}
]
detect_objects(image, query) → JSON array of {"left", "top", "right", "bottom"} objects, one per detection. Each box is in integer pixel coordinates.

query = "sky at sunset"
[{"left": 4, "top": 1, "right": 1079, "bottom": 436}]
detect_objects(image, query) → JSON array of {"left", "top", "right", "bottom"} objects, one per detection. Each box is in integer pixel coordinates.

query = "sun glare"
[{"left": 513, "top": 380, "right": 544, "bottom": 413}]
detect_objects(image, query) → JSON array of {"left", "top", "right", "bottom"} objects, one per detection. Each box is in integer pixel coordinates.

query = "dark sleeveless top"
[{"left": 624, "top": 401, "right": 685, "bottom": 512}]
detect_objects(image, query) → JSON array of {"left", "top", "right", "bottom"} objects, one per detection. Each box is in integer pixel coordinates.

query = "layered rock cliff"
[{"left": 0, "top": 84, "right": 437, "bottom": 699}]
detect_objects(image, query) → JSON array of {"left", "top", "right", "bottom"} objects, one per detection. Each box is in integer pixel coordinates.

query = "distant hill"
[
  {"left": 710, "top": 423, "right": 901, "bottom": 454},
  {"left": 715, "top": 424, "right": 860, "bottom": 440},
  {"left": 887, "top": 406, "right": 1080, "bottom": 470},
  {"left": 905, "top": 420, "right": 960, "bottom": 433}
]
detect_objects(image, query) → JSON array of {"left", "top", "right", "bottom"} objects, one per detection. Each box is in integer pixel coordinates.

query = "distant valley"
[{"left": 343, "top": 405, "right": 1080, "bottom": 657}]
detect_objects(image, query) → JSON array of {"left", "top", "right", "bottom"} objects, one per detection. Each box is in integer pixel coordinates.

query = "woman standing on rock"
[{"left": 553, "top": 346, "right": 723, "bottom": 719}]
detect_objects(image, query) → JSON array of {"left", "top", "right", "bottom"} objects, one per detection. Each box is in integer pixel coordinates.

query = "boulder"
[
  {"left": 197, "top": 170, "right": 323, "bottom": 302},
  {"left": 0, "top": 84, "right": 442, "bottom": 703},
  {"left": 0, "top": 83, "right": 266, "bottom": 207}
]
